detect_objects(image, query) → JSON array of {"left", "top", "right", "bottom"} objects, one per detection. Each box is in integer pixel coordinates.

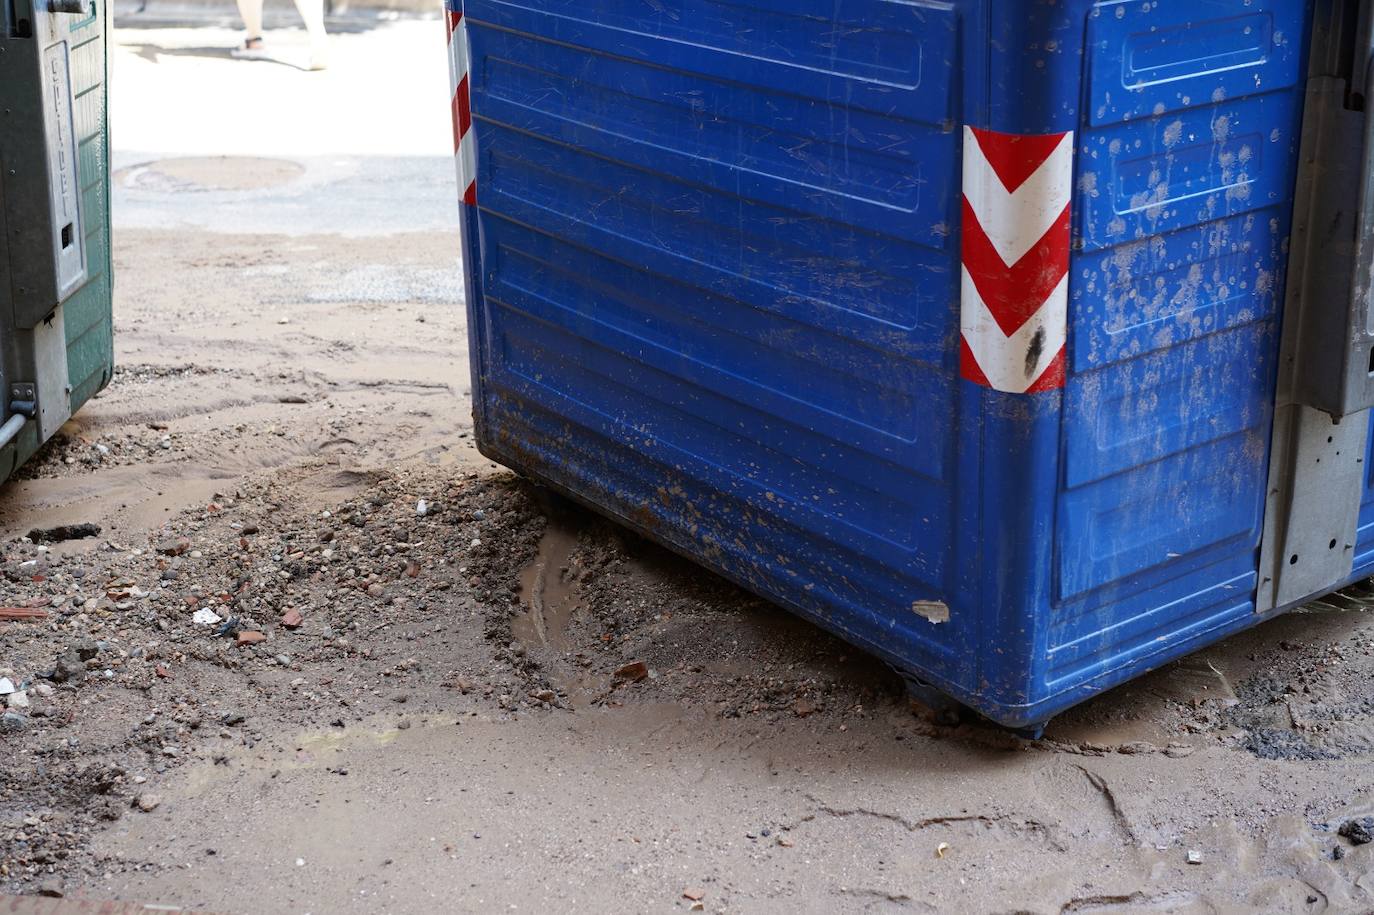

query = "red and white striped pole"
[
  {"left": 445, "top": 1, "right": 476, "bottom": 206},
  {"left": 959, "top": 127, "right": 1072, "bottom": 394}
]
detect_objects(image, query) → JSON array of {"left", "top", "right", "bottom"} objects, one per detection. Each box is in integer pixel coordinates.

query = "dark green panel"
[
  {"left": 80, "top": 180, "right": 106, "bottom": 234},
  {"left": 64, "top": 0, "right": 113, "bottom": 417},
  {"left": 69, "top": 34, "right": 103, "bottom": 92},
  {"left": 0, "top": 0, "right": 114, "bottom": 479},
  {"left": 64, "top": 268, "right": 109, "bottom": 341}
]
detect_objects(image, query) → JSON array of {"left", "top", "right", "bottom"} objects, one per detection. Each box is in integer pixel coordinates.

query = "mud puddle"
[
  {"left": 510, "top": 516, "right": 612, "bottom": 706},
  {"left": 511, "top": 521, "right": 581, "bottom": 652}
]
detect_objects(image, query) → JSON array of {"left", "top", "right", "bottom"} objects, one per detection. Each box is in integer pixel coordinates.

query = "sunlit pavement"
[{"left": 111, "top": 13, "right": 459, "bottom": 235}]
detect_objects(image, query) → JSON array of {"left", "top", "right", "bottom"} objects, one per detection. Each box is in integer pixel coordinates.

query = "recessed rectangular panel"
[
  {"left": 1064, "top": 324, "right": 1277, "bottom": 487},
  {"left": 473, "top": 0, "right": 955, "bottom": 107},
  {"left": 1076, "top": 94, "right": 1302, "bottom": 253},
  {"left": 1085, "top": 0, "right": 1303, "bottom": 126},
  {"left": 486, "top": 218, "right": 945, "bottom": 455},
  {"left": 1057, "top": 432, "right": 1268, "bottom": 599},
  {"left": 1125, "top": 14, "right": 1272, "bottom": 88},
  {"left": 1070, "top": 210, "right": 1285, "bottom": 372},
  {"left": 38, "top": 30, "right": 86, "bottom": 304}
]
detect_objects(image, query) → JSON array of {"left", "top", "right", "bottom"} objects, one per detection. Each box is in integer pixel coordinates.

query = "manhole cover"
[{"left": 115, "top": 155, "right": 305, "bottom": 192}]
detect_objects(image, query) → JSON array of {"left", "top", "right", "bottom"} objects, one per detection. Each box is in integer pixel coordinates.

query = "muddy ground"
[
  {"left": 0, "top": 223, "right": 1370, "bottom": 915},
  {"left": 3, "top": 19, "right": 1374, "bottom": 915}
]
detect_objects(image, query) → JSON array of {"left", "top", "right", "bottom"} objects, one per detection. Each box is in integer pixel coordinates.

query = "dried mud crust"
[
  {"left": 0, "top": 464, "right": 1008, "bottom": 894},
  {"left": 482, "top": 491, "right": 910, "bottom": 722},
  {"left": 5, "top": 460, "right": 1374, "bottom": 897},
  {"left": 12, "top": 366, "right": 238, "bottom": 481},
  {"left": 495, "top": 494, "right": 1374, "bottom": 766},
  {"left": 0, "top": 466, "right": 549, "bottom": 893},
  {"left": 1224, "top": 586, "right": 1374, "bottom": 762}
]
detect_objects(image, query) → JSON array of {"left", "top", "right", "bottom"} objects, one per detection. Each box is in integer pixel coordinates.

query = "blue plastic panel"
[
  {"left": 459, "top": 0, "right": 1317, "bottom": 727},
  {"left": 1354, "top": 422, "right": 1374, "bottom": 574},
  {"left": 465, "top": 0, "right": 979, "bottom": 697},
  {"left": 1046, "top": 0, "right": 1305, "bottom": 699}
]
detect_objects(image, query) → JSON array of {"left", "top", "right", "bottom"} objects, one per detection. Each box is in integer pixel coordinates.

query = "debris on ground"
[
  {"left": 26, "top": 523, "right": 101, "bottom": 544},
  {"left": 0, "top": 606, "right": 48, "bottom": 622},
  {"left": 613, "top": 661, "right": 649, "bottom": 683},
  {"left": 192, "top": 607, "right": 222, "bottom": 626},
  {"left": 1339, "top": 817, "right": 1374, "bottom": 845}
]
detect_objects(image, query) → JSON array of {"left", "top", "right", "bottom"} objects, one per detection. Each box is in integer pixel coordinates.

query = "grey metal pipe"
[{"left": 0, "top": 413, "right": 28, "bottom": 451}]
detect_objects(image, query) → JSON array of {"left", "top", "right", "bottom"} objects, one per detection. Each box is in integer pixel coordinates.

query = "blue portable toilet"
[{"left": 444, "top": 0, "right": 1373, "bottom": 731}]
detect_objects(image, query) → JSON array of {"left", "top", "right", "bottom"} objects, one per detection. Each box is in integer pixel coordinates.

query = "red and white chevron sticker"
[
  {"left": 959, "top": 126, "right": 1072, "bottom": 393},
  {"left": 445, "top": 6, "right": 477, "bottom": 206}
]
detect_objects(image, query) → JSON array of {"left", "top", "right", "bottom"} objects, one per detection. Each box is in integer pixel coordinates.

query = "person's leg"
[
  {"left": 234, "top": 0, "right": 264, "bottom": 47},
  {"left": 292, "top": 0, "right": 328, "bottom": 70}
]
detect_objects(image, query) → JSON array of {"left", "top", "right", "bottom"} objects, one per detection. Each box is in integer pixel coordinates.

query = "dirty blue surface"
[{"left": 458, "top": 0, "right": 1326, "bottom": 727}]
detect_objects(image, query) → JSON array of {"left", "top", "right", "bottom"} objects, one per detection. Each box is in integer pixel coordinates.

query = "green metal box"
[{"left": 0, "top": 0, "right": 115, "bottom": 480}]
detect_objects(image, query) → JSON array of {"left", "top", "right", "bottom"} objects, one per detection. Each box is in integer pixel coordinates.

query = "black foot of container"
[{"left": 899, "top": 673, "right": 964, "bottom": 726}]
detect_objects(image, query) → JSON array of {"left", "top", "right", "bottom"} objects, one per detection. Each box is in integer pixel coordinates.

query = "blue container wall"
[
  {"left": 457, "top": 0, "right": 1317, "bottom": 726},
  {"left": 1045, "top": 0, "right": 1311, "bottom": 713}
]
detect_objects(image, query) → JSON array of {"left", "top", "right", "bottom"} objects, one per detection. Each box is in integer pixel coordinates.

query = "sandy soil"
[{"left": 0, "top": 220, "right": 1372, "bottom": 913}]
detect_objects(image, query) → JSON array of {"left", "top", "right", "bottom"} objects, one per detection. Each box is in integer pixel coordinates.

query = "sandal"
[{"left": 230, "top": 36, "right": 270, "bottom": 60}]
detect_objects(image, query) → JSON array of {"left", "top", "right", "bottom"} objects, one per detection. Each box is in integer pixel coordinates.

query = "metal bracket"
[
  {"left": 1258, "top": 0, "right": 1374, "bottom": 611},
  {"left": 1257, "top": 405, "right": 1367, "bottom": 610},
  {"left": 1283, "top": 0, "right": 1374, "bottom": 419},
  {"left": 0, "top": 382, "right": 36, "bottom": 452},
  {"left": 9, "top": 382, "right": 37, "bottom": 417}
]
